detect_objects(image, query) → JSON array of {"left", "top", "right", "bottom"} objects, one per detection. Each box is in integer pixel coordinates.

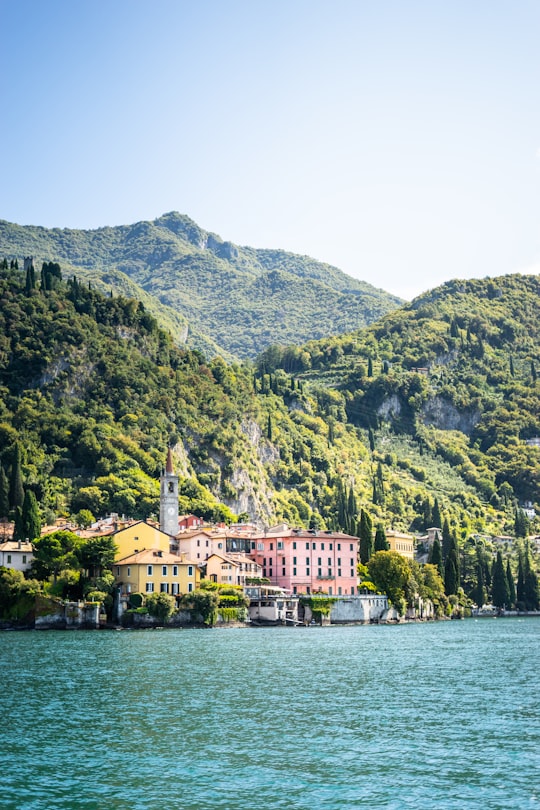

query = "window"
[
  {"left": 277, "top": 541, "right": 283, "bottom": 550},
  {"left": 318, "top": 568, "right": 322, "bottom": 576},
  {"left": 197, "top": 540, "right": 200, "bottom": 547},
  {"left": 329, "top": 587, "right": 333, "bottom": 595},
  {"left": 337, "top": 543, "right": 341, "bottom": 551},
  {"left": 312, "top": 542, "right": 316, "bottom": 550},
  {"left": 269, "top": 568, "right": 273, "bottom": 577},
  {"left": 306, "top": 557, "right": 310, "bottom": 565},
  {"left": 257, "top": 542, "right": 264, "bottom": 550},
  {"left": 293, "top": 568, "right": 297, "bottom": 576},
  {"left": 145, "top": 582, "right": 154, "bottom": 593},
  {"left": 127, "top": 567, "right": 131, "bottom": 577},
  {"left": 337, "top": 558, "right": 341, "bottom": 566},
  {"left": 160, "top": 583, "right": 169, "bottom": 593},
  {"left": 329, "top": 543, "right": 333, "bottom": 550},
  {"left": 282, "top": 567, "right": 286, "bottom": 576},
  {"left": 292, "top": 541, "right": 297, "bottom": 549},
  {"left": 338, "top": 587, "right": 342, "bottom": 595},
  {"left": 205, "top": 540, "right": 209, "bottom": 547},
  {"left": 7, "top": 555, "right": 11, "bottom": 564},
  {"left": 305, "top": 542, "right": 309, "bottom": 549},
  {"left": 350, "top": 559, "right": 354, "bottom": 566},
  {"left": 350, "top": 544, "right": 354, "bottom": 551},
  {"left": 147, "top": 565, "right": 153, "bottom": 576},
  {"left": 188, "top": 582, "right": 193, "bottom": 592},
  {"left": 317, "top": 557, "right": 322, "bottom": 565},
  {"left": 22, "top": 555, "right": 26, "bottom": 563},
  {"left": 338, "top": 569, "right": 342, "bottom": 577},
  {"left": 270, "top": 543, "right": 274, "bottom": 550},
  {"left": 162, "top": 566, "right": 167, "bottom": 576},
  {"left": 188, "top": 566, "right": 193, "bottom": 577},
  {"left": 218, "top": 543, "right": 222, "bottom": 549},
  {"left": 116, "top": 567, "right": 120, "bottom": 576},
  {"left": 350, "top": 569, "right": 355, "bottom": 576},
  {"left": 172, "top": 583, "right": 179, "bottom": 595},
  {"left": 306, "top": 567, "right": 310, "bottom": 576},
  {"left": 293, "top": 556, "right": 297, "bottom": 565},
  {"left": 328, "top": 568, "right": 332, "bottom": 577},
  {"left": 321, "top": 543, "right": 325, "bottom": 550},
  {"left": 328, "top": 557, "right": 332, "bottom": 565},
  {"left": 173, "top": 565, "right": 178, "bottom": 576},
  {"left": 168, "top": 482, "right": 174, "bottom": 493}
]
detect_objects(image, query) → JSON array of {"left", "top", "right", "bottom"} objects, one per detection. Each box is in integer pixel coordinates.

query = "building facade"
[
  {"left": 114, "top": 549, "right": 200, "bottom": 597},
  {"left": 249, "top": 525, "right": 359, "bottom": 596}
]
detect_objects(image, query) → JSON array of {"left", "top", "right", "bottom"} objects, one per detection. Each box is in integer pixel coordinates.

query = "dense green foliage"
[{"left": 0, "top": 213, "right": 402, "bottom": 359}]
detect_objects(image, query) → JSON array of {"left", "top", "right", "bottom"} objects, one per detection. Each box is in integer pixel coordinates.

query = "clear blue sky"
[{"left": 1, "top": 0, "right": 539, "bottom": 299}]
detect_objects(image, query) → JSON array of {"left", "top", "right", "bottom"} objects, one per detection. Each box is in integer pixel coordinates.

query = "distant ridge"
[{"left": 0, "top": 212, "right": 402, "bottom": 359}]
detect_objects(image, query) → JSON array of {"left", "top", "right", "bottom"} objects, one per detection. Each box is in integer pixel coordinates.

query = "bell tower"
[{"left": 160, "top": 448, "right": 179, "bottom": 537}]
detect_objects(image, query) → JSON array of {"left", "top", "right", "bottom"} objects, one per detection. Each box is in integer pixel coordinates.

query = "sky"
[{"left": 1, "top": 0, "right": 539, "bottom": 300}]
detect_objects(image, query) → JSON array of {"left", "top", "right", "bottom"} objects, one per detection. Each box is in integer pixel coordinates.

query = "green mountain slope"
[
  {"left": 0, "top": 213, "right": 402, "bottom": 359},
  {"left": 258, "top": 273, "right": 540, "bottom": 511}
]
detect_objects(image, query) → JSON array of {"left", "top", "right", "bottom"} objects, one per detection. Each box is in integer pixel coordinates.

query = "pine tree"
[
  {"left": 359, "top": 509, "right": 373, "bottom": 564},
  {"left": 0, "top": 465, "right": 9, "bottom": 518},
  {"left": 491, "top": 551, "right": 510, "bottom": 608},
  {"left": 9, "top": 443, "right": 24, "bottom": 510},
  {"left": 374, "top": 524, "right": 388, "bottom": 551},
  {"left": 506, "top": 559, "right": 516, "bottom": 608}
]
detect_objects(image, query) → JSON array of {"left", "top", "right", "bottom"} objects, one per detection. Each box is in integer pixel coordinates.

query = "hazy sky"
[{"left": 2, "top": 0, "right": 539, "bottom": 299}]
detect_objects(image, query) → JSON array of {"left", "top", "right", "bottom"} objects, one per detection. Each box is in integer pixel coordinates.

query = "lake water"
[{"left": 1, "top": 619, "right": 539, "bottom": 810}]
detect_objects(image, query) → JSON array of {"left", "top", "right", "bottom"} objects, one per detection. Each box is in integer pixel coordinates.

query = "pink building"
[{"left": 250, "top": 524, "right": 359, "bottom": 596}]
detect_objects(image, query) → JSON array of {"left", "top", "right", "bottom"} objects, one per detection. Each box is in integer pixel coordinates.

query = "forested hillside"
[
  {"left": 0, "top": 213, "right": 402, "bottom": 359},
  {"left": 257, "top": 273, "right": 540, "bottom": 517},
  {"left": 1, "top": 259, "right": 539, "bottom": 610}
]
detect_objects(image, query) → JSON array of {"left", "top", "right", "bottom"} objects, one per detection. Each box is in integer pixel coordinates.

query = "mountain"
[
  {"left": 0, "top": 256, "right": 538, "bottom": 547},
  {"left": 258, "top": 273, "right": 540, "bottom": 511},
  {"left": 0, "top": 212, "right": 402, "bottom": 359}
]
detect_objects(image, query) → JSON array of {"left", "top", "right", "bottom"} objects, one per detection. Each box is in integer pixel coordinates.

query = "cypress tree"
[
  {"left": 491, "top": 551, "right": 510, "bottom": 608},
  {"left": 0, "top": 465, "right": 9, "bottom": 518},
  {"left": 359, "top": 509, "right": 373, "bottom": 564},
  {"left": 442, "top": 517, "right": 452, "bottom": 559},
  {"left": 21, "top": 490, "right": 41, "bottom": 541},
  {"left": 514, "top": 508, "right": 529, "bottom": 538},
  {"left": 12, "top": 506, "right": 23, "bottom": 542},
  {"left": 423, "top": 498, "right": 433, "bottom": 530},
  {"left": 368, "top": 428, "right": 375, "bottom": 452},
  {"left": 267, "top": 414, "right": 273, "bottom": 441},
  {"left": 531, "top": 361, "right": 537, "bottom": 383},
  {"left": 509, "top": 356, "right": 515, "bottom": 377},
  {"left": 444, "top": 536, "right": 460, "bottom": 595},
  {"left": 367, "top": 357, "right": 373, "bottom": 377},
  {"left": 471, "top": 560, "right": 485, "bottom": 607},
  {"left": 432, "top": 498, "right": 442, "bottom": 529},
  {"left": 517, "top": 551, "right": 526, "bottom": 606},
  {"left": 9, "top": 443, "right": 24, "bottom": 510},
  {"left": 429, "top": 537, "right": 444, "bottom": 578},
  {"left": 506, "top": 559, "right": 516, "bottom": 608},
  {"left": 374, "top": 524, "right": 388, "bottom": 552}
]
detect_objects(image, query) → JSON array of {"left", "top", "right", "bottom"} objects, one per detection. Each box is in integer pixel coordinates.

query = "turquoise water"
[{"left": 1, "top": 619, "right": 539, "bottom": 810}]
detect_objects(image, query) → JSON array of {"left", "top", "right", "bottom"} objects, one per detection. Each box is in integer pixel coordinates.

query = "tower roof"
[{"left": 166, "top": 447, "right": 174, "bottom": 474}]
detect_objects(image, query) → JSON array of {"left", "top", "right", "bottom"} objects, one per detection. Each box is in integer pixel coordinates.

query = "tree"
[
  {"left": 367, "top": 357, "right": 373, "bottom": 377},
  {"left": 17, "top": 490, "right": 41, "bottom": 541},
  {"left": 432, "top": 498, "right": 442, "bottom": 529},
  {"left": 444, "top": 536, "right": 460, "bottom": 596},
  {"left": 9, "top": 443, "right": 24, "bottom": 511},
  {"left": 368, "top": 551, "right": 412, "bottom": 612},
  {"left": 428, "top": 537, "right": 443, "bottom": 578},
  {"left": 374, "top": 524, "right": 388, "bottom": 552},
  {"left": 506, "top": 559, "right": 516, "bottom": 608},
  {"left": 491, "top": 551, "right": 510, "bottom": 609},
  {"left": 31, "top": 530, "right": 82, "bottom": 582},
  {"left": 471, "top": 559, "right": 486, "bottom": 607},
  {"left": 76, "top": 535, "right": 117, "bottom": 578},
  {"left": 514, "top": 508, "right": 529, "bottom": 538},
  {"left": 146, "top": 592, "right": 176, "bottom": 623},
  {"left": 0, "top": 465, "right": 9, "bottom": 518},
  {"left": 359, "top": 509, "right": 374, "bottom": 564},
  {"left": 442, "top": 518, "right": 452, "bottom": 559}
]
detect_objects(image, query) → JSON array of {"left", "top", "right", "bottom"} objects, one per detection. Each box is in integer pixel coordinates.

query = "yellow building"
[
  {"left": 114, "top": 549, "right": 200, "bottom": 597},
  {"left": 112, "top": 520, "right": 172, "bottom": 562},
  {"left": 386, "top": 530, "right": 415, "bottom": 560},
  {"left": 205, "top": 552, "right": 262, "bottom": 586}
]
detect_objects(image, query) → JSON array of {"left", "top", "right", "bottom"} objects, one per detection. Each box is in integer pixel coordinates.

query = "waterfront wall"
[
  {"left": 329, "top": 594, "right": 390, "bottom": 624},
  {"left": 35, "top": 597, "right": 102, "bottom": 630}
]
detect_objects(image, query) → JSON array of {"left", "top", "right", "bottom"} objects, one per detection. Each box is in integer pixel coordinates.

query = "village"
[{"left": 0, "top": 450, "right": 470, "bottom": 628}]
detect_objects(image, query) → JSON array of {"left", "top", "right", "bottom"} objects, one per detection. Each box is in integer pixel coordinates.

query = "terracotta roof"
[{"left": 116, "top": 549, "right": 198, "bottom": 566}]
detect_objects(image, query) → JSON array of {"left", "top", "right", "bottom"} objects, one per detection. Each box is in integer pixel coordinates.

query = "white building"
[{"left": 0, "top": 540, "right": 34, "bottom": 572}]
